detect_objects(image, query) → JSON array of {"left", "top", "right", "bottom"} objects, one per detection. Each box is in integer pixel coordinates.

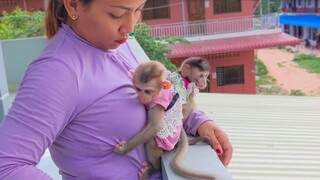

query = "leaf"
[{"left": 133, "top": 23, "right": 190, "bottom": 72}]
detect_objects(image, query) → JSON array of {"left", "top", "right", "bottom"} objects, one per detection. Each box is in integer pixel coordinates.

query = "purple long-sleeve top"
[{"left": 0, "top": 24, "right": 207, "bottom": 180}]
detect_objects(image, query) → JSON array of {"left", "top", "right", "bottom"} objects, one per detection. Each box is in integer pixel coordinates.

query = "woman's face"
[{"left": 69, "top": 0, "right": 146, "bottom": 50}]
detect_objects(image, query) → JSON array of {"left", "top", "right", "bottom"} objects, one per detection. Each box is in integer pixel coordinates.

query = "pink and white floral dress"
[{"left": 146, "top": 88, "right": 183, "bottom": 151}]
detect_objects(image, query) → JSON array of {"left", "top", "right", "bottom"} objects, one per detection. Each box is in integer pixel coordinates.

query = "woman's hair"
[{"left": 45, "top": 0, "right": 93, "bottom": 39}]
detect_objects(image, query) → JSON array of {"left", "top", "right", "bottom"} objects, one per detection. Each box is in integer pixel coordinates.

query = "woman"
[{"left": 0, "top": 0, "right": 232, "bottom": 179}]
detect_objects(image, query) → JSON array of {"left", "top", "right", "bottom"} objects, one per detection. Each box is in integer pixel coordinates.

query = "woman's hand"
[{"left": 197, "top": 121, "right": 233, "bottom": 167}]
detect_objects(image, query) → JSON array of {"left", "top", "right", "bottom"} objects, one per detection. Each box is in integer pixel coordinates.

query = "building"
[
  {"left": 0, "top": 0, "right": 46, "bottom": 13},
  {"left": 141, "top": 0, "right": 300, "bottom": 94},
  {"left": 279, "top": 0, "right": 320, "bottom": 44}
]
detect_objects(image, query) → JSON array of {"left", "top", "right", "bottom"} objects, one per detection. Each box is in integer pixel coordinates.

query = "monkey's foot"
[
  {"left": 139, "top": 161, "right": 150, "bottom": 180},
  {"left": 114, "top": 141, "right": 127, "bottom": 154}
]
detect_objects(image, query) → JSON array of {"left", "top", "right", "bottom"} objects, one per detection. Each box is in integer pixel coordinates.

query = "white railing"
[{"left": 148, "top": 14, "right": 280, "bottom": 38}]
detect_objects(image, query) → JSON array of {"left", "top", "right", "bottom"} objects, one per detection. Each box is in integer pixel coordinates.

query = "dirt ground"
[{"left": 257, "top": 45, "right": 320, "bottom": 96}]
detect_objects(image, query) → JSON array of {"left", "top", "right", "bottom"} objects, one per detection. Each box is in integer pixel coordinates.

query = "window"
[
  {"left": 142, "top": 0, "right": 170, "bottom": 20},
  {"left": 297, "top": 0, "right": 303, "bottom": 7},
  {"left": 0, "top": 0, "right": 18, "bottom": 8},
  {"left": 213, "top": 0, "right": 241, "bottom": 14},
  {"left": 216, "top": 65, "right": 244, "bottom": 86},
  {"left": 307, "top": 0, "right": 314, "bottom": 7}
]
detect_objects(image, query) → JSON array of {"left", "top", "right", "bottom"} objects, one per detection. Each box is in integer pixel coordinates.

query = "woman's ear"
[
  {"left": 63, "top": 0, "right": 79, "bottom": 20},
  {"left": 180, "top": 64, "right": 190, "bottom": 78}
]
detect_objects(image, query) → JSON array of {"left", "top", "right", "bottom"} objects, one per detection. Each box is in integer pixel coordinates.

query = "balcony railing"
[{"left": 148, "top": 14, "right": 280, "bottom": 38}]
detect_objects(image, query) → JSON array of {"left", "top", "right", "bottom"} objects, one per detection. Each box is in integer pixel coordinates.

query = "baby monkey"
[
  {"left": 168, "top": 57, "right": 211, "bottom": 124},
  {"left": 168, "top": 57, "right": 216, "bottom": 179},
  {"left": 114, "top": 60, "right": 215, "bottom": 179}
]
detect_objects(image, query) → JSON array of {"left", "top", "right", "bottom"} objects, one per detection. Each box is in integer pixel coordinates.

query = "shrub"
[
  {"left": 0, "top": 8, "right": 45, "bottom": 39},
  {"left": 133, "top": 23, "right": 189, "bottom": 72}
]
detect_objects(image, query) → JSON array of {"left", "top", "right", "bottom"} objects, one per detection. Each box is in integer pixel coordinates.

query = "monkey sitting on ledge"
[{"left": 114, "top": 60, "right": 215, "bottom": 180}]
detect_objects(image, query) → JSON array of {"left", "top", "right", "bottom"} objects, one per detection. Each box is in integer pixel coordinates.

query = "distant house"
[
  {"left": 141, "top": 0, "right": 300, "bottom": 94},
  {"left": 279, "top": 0, "right": 320, "bottom": 41},
  {"left": 0, "top": 0, "right": 45, "bottom": 13}
]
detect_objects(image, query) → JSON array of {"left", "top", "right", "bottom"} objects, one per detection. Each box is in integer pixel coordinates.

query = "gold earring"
[{"left": 71, "top": 14, "right": 77, "bottom": 20}]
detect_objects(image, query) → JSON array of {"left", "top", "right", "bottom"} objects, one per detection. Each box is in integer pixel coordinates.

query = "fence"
[{"left": 149, "top": 14, "right": 280, "bottom": 38}]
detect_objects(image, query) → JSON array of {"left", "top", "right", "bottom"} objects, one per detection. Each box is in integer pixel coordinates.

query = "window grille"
[
  {"left": 213, "top": 0, "right": 241, "bottom": 14},
  {"left": 142, "top": 0, "right": 170, "bottom": 20},
  {"left": 216, "top": 65, "right": 244, "bottom": 86}
]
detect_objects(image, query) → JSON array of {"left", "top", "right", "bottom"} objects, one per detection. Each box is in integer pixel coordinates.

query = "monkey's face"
[
  {"left": 133, "top": 79, "right": 161, "bottom": 105},
  {"left": 189, "top": 68, "right": 209, "bottom": 90}
]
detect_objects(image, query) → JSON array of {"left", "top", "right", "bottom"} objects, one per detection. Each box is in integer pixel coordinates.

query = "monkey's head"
[
  {"left": 179, "top": 57, "right": 210, "bottom": 90},
  {"left": 132, "top": 61, "right": 169, "bottom": 105}
]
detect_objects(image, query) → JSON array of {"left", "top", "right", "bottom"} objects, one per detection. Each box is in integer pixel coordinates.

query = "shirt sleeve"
[
  {"left": 0, "top": 58, "right": 79, "bottom": 179},
  {"left": 183, "top": 109, "right": 213, "bottom": 136}
]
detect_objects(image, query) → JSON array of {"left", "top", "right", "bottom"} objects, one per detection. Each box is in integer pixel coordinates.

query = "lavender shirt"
[{"left": 0, "top": 24, "right": 209, "bottom": 180}]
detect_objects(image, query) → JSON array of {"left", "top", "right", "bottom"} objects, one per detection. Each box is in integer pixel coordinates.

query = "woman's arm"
[
  {"left": 183, "top": 109, "right": 233, "bottom": 167},
  {"left": 0, "top": 59, "right": 78, "bottom": 179}
]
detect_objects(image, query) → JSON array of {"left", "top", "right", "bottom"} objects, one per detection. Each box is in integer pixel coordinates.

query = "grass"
[
  {"left": 293, "top": 54, "right": 320, "bottom": 73},
  {"left": 275, "top": 46, "right": 297, "bottom": 53},
  {"left": 255, "top": 58, "right": 287, "bottom": 95},
  {"left": 255, "top": 58, "right": 268, "bottom": 76},
  {"left": 289, "top": 89, "right": 306, "bottom": 96},
  {"left": 256, "top": 74, "right": 276, "bottom": 86}
]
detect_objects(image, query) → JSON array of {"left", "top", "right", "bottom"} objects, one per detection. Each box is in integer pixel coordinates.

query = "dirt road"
[{"left": 257, "top": 47, "right": 320, "bottom": 95}]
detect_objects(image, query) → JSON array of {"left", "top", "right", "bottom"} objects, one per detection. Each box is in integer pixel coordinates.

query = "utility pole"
[
  {"left": 181, "top": 0, "right": 186, "bottom": 36},
  {"left": 23, "top": 0, "right": 27, "bottom": 10},
  {"left": 260, "top": 0, "right": 263, "bottom": 16},
  {"left": 44, "top": 0, "right": 49, "bottom": 10}
]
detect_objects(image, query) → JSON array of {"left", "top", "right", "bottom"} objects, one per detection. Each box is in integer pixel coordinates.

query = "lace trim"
[
  {"left": 156, "top": 97, "right": 183, "bottom": 139},
  {"left": 167, "top": 72, "right": 188, "bottom": 103}
]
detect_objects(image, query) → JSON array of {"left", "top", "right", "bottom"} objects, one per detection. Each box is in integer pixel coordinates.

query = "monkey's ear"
[
  {"left": 180, "top": 64, "right": 190, "bottom": 77},
  {"left": 162, "top": 80, "right": 172, "bottom": 90}
]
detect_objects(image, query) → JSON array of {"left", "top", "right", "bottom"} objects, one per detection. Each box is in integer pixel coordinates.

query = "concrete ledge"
[
  {"left": 1, "top": 37, "right": 48, "bottom": 87},
  {"left": 0, "top": 42, "right": 10, "bottom": 122},
  {"left": 161, "top": 139, "right": 233, "bottom": 180},
  {"left": 0, "top": 96, "right": 11, "bottom": 123}
]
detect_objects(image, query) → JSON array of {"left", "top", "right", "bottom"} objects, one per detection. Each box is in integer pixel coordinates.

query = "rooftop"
[{"left": 195, "top": 93, "right": 320, "bottom": 179}]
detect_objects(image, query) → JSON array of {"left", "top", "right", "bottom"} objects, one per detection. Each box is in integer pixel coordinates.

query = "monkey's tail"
[{"left": 170, "top": 129, "right": 215, "bottom": 180}]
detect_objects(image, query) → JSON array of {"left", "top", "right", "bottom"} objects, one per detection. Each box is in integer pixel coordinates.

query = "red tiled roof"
[{"left": 166, "top": 33, "right": 301, "bottom": 58}]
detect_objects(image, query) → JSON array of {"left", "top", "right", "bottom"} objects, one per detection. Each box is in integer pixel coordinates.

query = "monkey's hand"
[
  {"left": 187, "top": 82, "right": 199, "bottom": 98},
  {"left": 114, "top": 141, "right": 129, "bottom": 154},
  {"left": 139, "top": 161, "right": 150, "bottom": 180}
]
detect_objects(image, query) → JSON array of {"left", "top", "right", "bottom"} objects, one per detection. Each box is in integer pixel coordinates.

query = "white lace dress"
[{"left": 146, "top": 88, "right": 183, "bottom": 151}]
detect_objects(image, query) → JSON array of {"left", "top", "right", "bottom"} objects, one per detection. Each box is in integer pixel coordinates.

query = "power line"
[
  {"left": 142, "top": 0, "right": 281, "bottom": 11},
  {"left": 142, "top": 2, "right": 182, "bottom": 11}
]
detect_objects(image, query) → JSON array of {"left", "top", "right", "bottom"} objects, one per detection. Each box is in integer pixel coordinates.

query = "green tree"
[
  {"left": 133, "top": 23, "right": 190, "bottom": 72},
  {"left": 0, "top": 8, "right": 45, "bottom": 39},
  {"left": 254, "top": 0, "right": 281, "bottom": 15}
]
